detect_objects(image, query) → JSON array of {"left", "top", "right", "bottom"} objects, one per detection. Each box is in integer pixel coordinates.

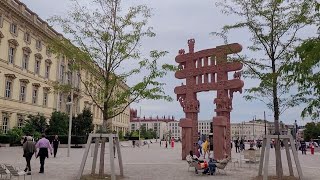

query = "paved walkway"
[{"left": 1, "top": 142, "right": 320, "bottom": 180}]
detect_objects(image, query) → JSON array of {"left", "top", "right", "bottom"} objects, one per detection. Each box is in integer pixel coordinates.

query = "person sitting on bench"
[{"left": 202, "top": 157, "right": 217, "bottom": 175}]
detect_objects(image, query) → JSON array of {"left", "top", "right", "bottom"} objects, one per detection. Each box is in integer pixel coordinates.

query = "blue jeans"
[{"left": 203, "top": 163, "right": 216, "bottom": 174}]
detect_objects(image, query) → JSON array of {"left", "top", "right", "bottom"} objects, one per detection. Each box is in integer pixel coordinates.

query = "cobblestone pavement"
[{"left": 0, "top": 142, "right": 319, "bottom": 180}]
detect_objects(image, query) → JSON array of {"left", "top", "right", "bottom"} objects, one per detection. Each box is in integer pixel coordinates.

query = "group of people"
[
  {"left": 22, "top": 134, "right": 59, "bottom": 175},
  {"left": 186, "top": 150, "right": 229, "bottom": 175},
  {"left": 197, "top": 138, "right": 210, "bottom": 158},
  {"left": 234, "top": 138, "right": 245, "bottom": 153}
]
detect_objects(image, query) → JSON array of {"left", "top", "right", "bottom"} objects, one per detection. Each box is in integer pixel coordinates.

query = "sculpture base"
[
  {"left": 213, "top": 116, "right": 227, "bottom": 160},
  {"left": 179, "top": 118, "right": 193, "bottom": 160}
]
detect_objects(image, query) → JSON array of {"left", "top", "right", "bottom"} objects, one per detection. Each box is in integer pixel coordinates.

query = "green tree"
[
  {"left": 130, "top": 131, "right": 139, "bottom": 138},
  {"left": 303, "top": 122, "right": 320, "bottom": 141},
  {"left": 72, "top": 108, "right": 94, "bottom": 136},
  {"left": 118, "top": 130, "right": 124, "bottom": 140},
  {"left": 48, "top": 0, "right": 174, "bottom": 175},
  {"left": 214, "top": 0, "right": 318, "bottom": 177},
  {"left": 22, "top": 113, "right": 47, "bottom": 136},
  {"left": 47, "top": 111, "right": 69, "bottom": 135},
  {"left": 7, "top": 127, "right": 24, "bottom": 145}
]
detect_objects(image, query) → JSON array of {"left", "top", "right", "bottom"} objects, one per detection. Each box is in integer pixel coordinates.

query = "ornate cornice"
[
  {"left": 22, "top": 46, "right": 32, "bottom": 54},
  {"left": 19, "top": 79, "right": 30, "bottom": 84},
  {"left": 43, "top": 87, "right": 51, "bottom": 91},
  {"left": 32, "top": 83, "right": 41, "bottom": 87},
  {"left": 45, "top": 59, "right": 52, "bottom": 64},
  {"left": 8, "top": 39, "right": 19, "bottom": 47},
  {"left": 4, "top": 73, "right": 17, "bottom": 79},
  {"left": 34, "top": 53, "right": 43, "bottom": 59}
]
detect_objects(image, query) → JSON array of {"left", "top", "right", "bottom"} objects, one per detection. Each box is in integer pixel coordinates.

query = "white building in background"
[
  {"left": 168, "top": 121, "right": 181, "bottom": 139},
  {"left": 198, "top": 120, "right": 211, "bottom": 135}
]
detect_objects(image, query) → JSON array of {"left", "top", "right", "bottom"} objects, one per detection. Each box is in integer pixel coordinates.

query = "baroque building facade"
[{"left": 0, "top": 0, "right": 130, "bottom": 134}]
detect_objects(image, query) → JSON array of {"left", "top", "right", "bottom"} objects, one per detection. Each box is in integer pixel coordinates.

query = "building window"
[
  {"left": 10, "top": 23, "right": 18, "bottom": 36},
  {"left": 32, "top": 85, "right": 39, "bottom": 104},
  {"left": 20, "top": 83, "right": 27, "bottom": 102},
  {"left": 43, "top": 90, "right": 48, "bottom": 107},
  {"left": 22, "top": 54, "right": 29, "bottom": 69},
  {"left": 0, "top": 14, "right": 3, "bottom": 28},
  {"left": 36, "top": 40, "right": 42, "bottom": 50},
  {"left": 46, "top": 47, "right": 52, "bottom": 57},
  {"left": 45, "top": 64, "right": 50, "bottom": 78},
  {"left": 24, "top": 32, "right": 31, "bottom": 44},
  {"left": 58, "top": 93, "right": 63, "bottom": 110},
  {"left": 5, "top": 80, "right": 12, "bottom": 98},
  {"left": 35, "top": 58, "right": 40, "bottom": 75},
  {"left": 8, "top": 47, "right": 15, "bottom": 64},
  {"left": 17, "top": 115, "right": 24, "bottom": 129},
  {"left": 67, "top": 71, "right": 72, "bottom": 85},
  {"left": 2, "top": 114, "right": 9, "bottom": 134},
  {"left": 60, "top": 65, "right": 65, "bottom": 82}
]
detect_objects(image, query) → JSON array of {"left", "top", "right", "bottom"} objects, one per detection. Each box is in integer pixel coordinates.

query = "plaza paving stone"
[{"left": 0, "top": 142, "right": 319, "bottom": 180}]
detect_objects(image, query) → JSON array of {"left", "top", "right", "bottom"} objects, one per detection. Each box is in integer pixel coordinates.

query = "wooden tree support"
[
  {"left": 258, "top": 135, "right": 303, "bottom": 180},
  {"left": 76, "top": 133, "right": 124, "bottom": 180}
]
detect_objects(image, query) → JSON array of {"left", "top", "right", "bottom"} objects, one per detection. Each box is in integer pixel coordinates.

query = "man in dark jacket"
[
  {"left": 52, "top": 135, "right": 59, "bottom": 158},
  {"left": 300, "top": 139, "right": 307, "bottom": 155},
  {"left": 23, "top": 136, "right": 36, "bottom": 175}
]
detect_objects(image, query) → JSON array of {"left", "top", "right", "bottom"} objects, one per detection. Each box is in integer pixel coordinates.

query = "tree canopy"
[{"left": 47, "top": 111, "right": 69, "bottom": 135}]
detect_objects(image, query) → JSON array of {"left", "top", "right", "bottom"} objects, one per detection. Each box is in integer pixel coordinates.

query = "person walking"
[
  {"left": 36, "top": 134, "right": 53, "bottom": 173},
  {"left": 113, "top": 138, "right": 116, "bottom": 158},
  {"left": 235, "top": 139, "right": 239, "bottom": 153},
  {"left": 23, "top": 136, "right": 36, "bottom": 175},
  {"left": 198, "top": 138, "right": 203, "bottom": 155},
  {"left": 52, "top": 135, "right": 59, "bottom": 158},
  {"left": 202, "top": 139, "right": 209, "bottom": 158},
  {"left": 300, "top": 139, "right": 307, "bottom": 155}
]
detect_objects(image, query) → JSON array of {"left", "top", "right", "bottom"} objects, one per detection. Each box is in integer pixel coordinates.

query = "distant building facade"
[
  {"left": 129, "top": 109, "right": 176, "bottom": 139},
  {"left": 231, "top": 120, "right": 290, "bottom": 140}
]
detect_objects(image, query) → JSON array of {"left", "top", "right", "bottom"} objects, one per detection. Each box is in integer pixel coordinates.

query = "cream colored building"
[
  {"left": 231, "top": 121, "right": 268, "bottom": 140},
  {"left": 0, "top": 0, "right": 130, "bottom": 134}
]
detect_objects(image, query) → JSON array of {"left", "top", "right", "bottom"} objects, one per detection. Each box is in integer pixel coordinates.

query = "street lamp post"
[
  {"left": 264, "top": 111, "right": 267, "bottom": 135},
  {"left": 67, "top": 88, "right": 74, "bottom": 157},
  {"left": 138, "top": 107, "right": 141, "bottom": 141}
]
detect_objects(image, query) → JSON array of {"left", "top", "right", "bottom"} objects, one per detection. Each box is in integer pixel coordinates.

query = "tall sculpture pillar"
[{"left": 175, "top": 39, "right": 243, "bottom": 160}]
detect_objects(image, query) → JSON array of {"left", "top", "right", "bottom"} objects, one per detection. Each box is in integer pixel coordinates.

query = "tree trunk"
[
  {"left": 272, "top": 59, "right": 283, "bottom": 179},
  {"left": 98, "top": 119, "right": 108, "bottom": 176},
  {"left": 99, "top": 137, "right": 106, "bottom": 176}
]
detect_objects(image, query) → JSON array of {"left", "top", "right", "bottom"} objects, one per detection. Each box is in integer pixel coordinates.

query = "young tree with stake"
[
  {"left": 48, "top": 0, "right": 174, "bottom": 176},
  {"left": 214, "top": 0, "right": 318, "bottom": 178}
]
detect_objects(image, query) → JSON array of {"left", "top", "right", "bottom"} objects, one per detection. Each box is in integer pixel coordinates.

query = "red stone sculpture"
[{"left": 175, "top": 39, "right": 244, "bottom": 160}]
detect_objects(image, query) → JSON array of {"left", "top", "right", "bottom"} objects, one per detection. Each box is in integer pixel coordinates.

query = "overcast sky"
[{"left": 20, "top": 0, "right": 317, "bottom": 126}]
